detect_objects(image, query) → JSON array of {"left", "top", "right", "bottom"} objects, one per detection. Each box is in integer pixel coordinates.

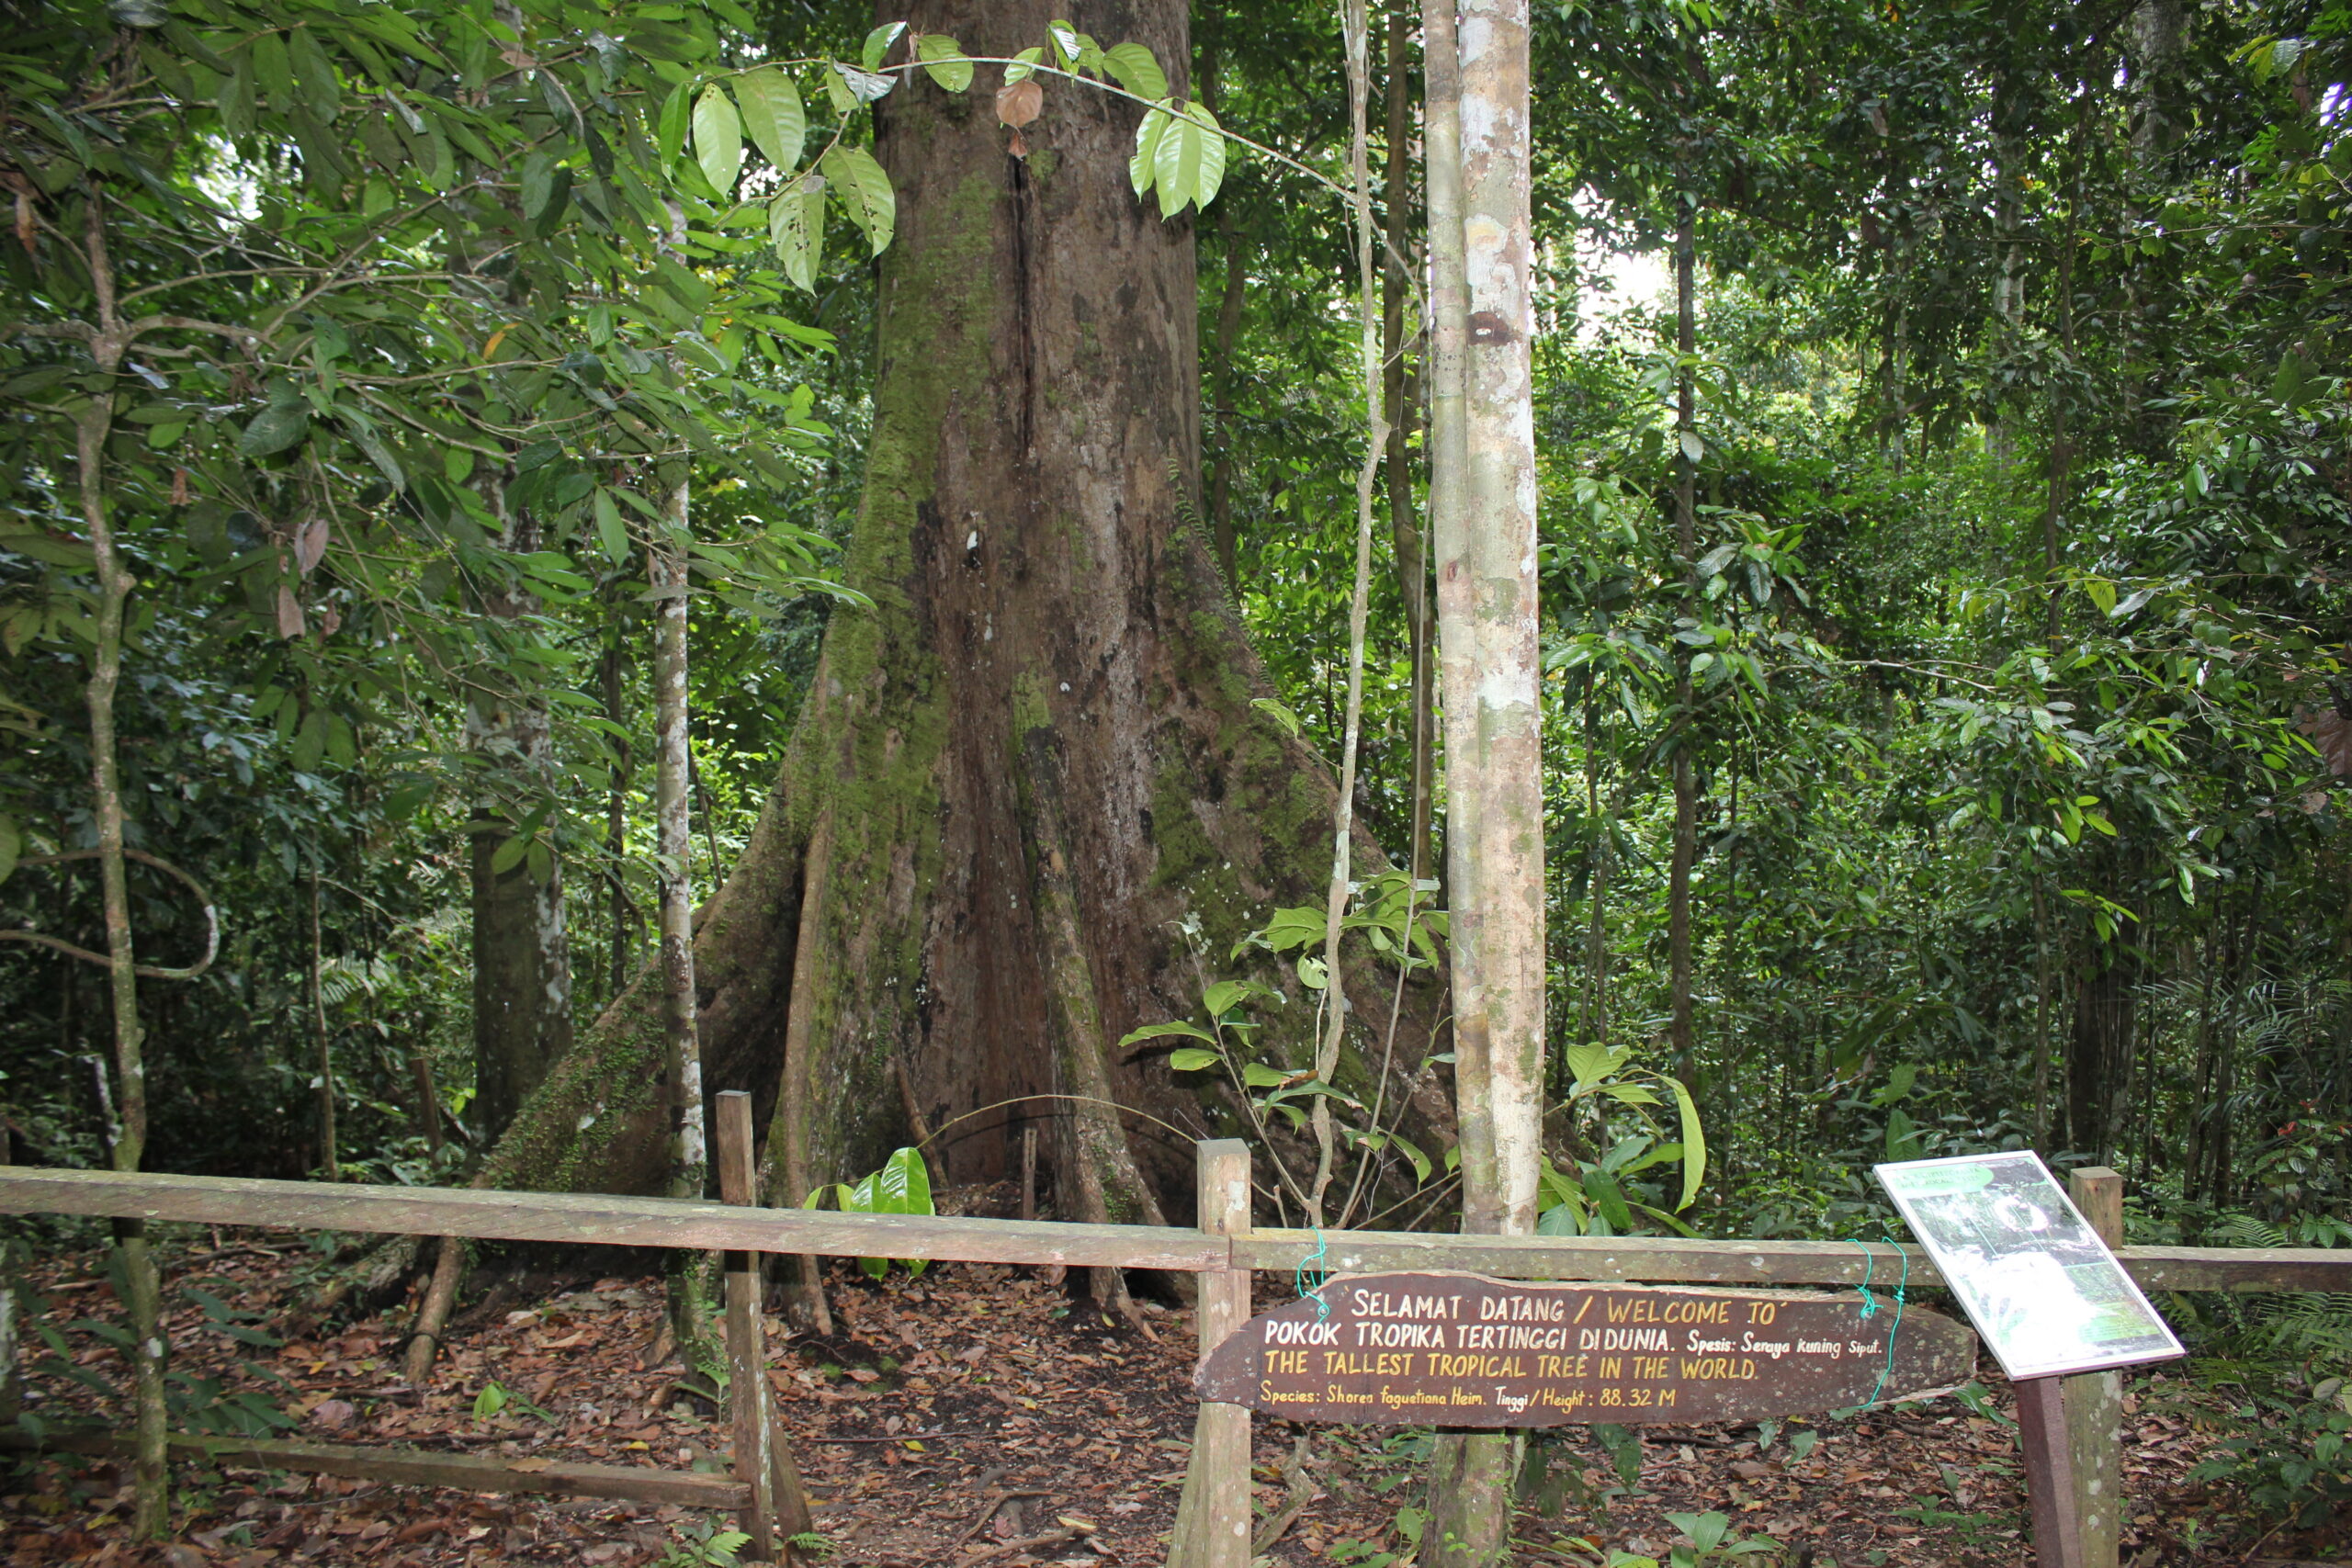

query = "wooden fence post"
[
  {"left": 2065, "top": 1167, "right": 2126, "bottom": 1568},
  {"left": 715, "top": 1092, "right": 812, "bottom": 1562},
  {"left": 2014, "top": 1371, "right": 2085, "bottom": 1568},
  {"left": 1169, "top": 1139, "right": 1250, "bottom": 1568}
]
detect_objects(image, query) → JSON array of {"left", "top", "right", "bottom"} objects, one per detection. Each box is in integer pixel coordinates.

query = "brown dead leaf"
[{"left": 996, "top": 78, "right": 1043, "bottom": 129}]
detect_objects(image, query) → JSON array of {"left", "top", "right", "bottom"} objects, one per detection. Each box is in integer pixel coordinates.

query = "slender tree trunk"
[
  {"left": 652, "top": 476, "right": 715, "bottom": 1359},
  {"left": 1988, "top": 65, "right": 2026, "bottom": 472},
  {"left": 469, "top": 497, "right": 573, "bottom": 1143},
  {"left": 1668, "top": 206, "right": 1698, "bottom": 1084},
  {"left": 1384, "top": 1, "right": 1434, "bottom": 886},
  {"left": 1429, "top": 1, "right": 1542, "bottom": 1560},
  {"left": 2033, "top": 874, "right": 2053, "bottom": 1149},
  {"left": 1583, "top": 690, "right": 1609, "bottom": 1045},
  {"left": 311, "top": 864, "right": 336, "bottom": 1180},
  {"left": 1312, "top": 0, "right": 1392, "bottom": 1228},
  {"left": 73, "top": 196, "right": 168, "bottom": 1540},
  {"left": 601, "top": 607, "right": 637, "bottom": 1003}
]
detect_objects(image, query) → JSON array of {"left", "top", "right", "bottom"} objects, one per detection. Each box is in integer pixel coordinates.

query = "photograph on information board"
[{"left": 1875, "top": 1151, "right": 2184, "bottom": 1381}]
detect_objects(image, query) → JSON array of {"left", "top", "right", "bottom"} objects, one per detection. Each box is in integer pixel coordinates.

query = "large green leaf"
[
  {"left": 655, "top": 75, "right": 694, "bottom": 168},
  {"left": 0, "top": 533, "right": 97, "bottom": 569},
  {"left": 734, "top": 67, "right": 805, "bottom": 171},
  {"left": 915, "top": 33, "right": 971, "bottom": 93},
  {"left": 1668, "top": 1075, "right": 1707, "bottom": 1212},
  {"left": 1115, "top": 1019, "right": 1213, "bottom": 1048},
  {"left": 239, "top": 403, "right": 311, "bottom": 457},
  {"left": 1101, "top": 41, "right": 1166, "bottom": 101},
  {"left": 821, "top": 144, "right": 894, "bottom": 255},
  {"left": 693, "top": 84, "right": 743, "bottom": 194},
  {"left": 768, "top": 175, "right": 825, "bottom": 291},
  {"left": 1130, "top": 100, "right": 1171, "bottom": 197}
]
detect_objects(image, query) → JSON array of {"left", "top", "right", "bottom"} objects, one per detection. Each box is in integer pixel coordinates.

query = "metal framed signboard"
[{"left": 1875, "top": 1151, "right": 2183, "bottom": 1381}]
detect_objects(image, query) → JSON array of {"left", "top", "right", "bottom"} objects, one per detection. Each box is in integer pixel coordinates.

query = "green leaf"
[
  {"left": 821, "top": 144, "right": 895, "bottom": 255},
  {"left": 1241, "top": 1062, "right": 1295, "bottom": 1089},
  {"left": 862, "top": 21, "right": 906, "bottom": 71},
  {"left": 0, "top": 532, "right": 96, "bottom": 569},
  {"left": 1152, "top": 100, "right": 1225, "bottom": 217},
  {"left": 1203, "top": 978, "right": 1268, "bottom": 1016},
  {"left": 1679, "top": 429, "right": 1704, "bottom": 464},
  {"left": 1258, "top": 905, "right": 1327, "bottom": 953},
  {"left": 1582, "top": 1167, "right": 1635, "bottom": 1232},
  {"left": 593, "top": 489, "right": 628, "bottom": 564},
  {"left": 735, "top": 67, "right": 806, "bottom": 171},
  {"left": 1101, "top": 42, "right": 1167, "bottom": 101},
  {"left": 0, "top": 816, "right": 18, "bottom": 886},
  {"left": 1167, "top": 1047, "right": 1219, "bottom": 1072},
  {"left": 489, "top": 834, "right": 528, "bottom": 875},
  {"left": 287, "top": 25, "right": 340, "bottom": 119},
  {"left": 916, "top": 34, "right": 972, "bottom": 93},
  {"left": 239, "top": 403, "right": 311, "bottom": 457},
  {"left": 1383, "top": 1131, "right": 1432, "bottom": 1183},
  {"left": 769, "top": 175, "right": 825, "bottom": 291},
  {"left": 1116, "top": 1019, "right": 1214, "bottom": 1048},
  {"left": 1131, "top": 101, "right": 1171, "bottom": 197},
  {"left": 877, "top": 1146, "right": 933, "bottom": 1215},
  {"left": 656, "top": 75, "right": 695, "bottom": 169},
  {"left": 1185, "top": 101, "right": 1227, "bottom": 207},
  {"left": 1250, "top": 696, "right": 1301, "bottom": 738},
  {"left": 1003, "top": 46, "right": 1044, "bottom": 85},
  {"left": 472, "top": 1382, "right": 509, "bottom": 1419},
  {"left": 2081, "top": 575, "right": 2117, "bottom": 614},
  {"left": 521, "top": 152, "right": 560, "bottom": 220},
  {"left": 1565, "top": 1043, "right": 1616, "bottom": 1089},
  {"left": 1668, "top": 1075, "right": 1707, "bottom": 1211},
  {"left": 693, "top": 85, "right": 744, "bottom": 195}
]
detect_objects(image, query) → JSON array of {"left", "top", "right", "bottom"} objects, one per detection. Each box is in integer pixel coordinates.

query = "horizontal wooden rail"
[
  {"left": 4, "top": 1165, "right": 2345, "bottom": 1293},
  {"left": 0, "top": 1427, "right": 749, "bottom": 1509},
  {"left": 1233, "top": 1227, "right": 2352, "bottom": 1293},
  {"left": 0, "top": 1166, "right": 1223, "bottom": 1272}
]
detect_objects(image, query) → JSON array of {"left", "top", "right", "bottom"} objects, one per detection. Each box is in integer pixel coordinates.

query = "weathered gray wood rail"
[
  {"left": 5, "top": 1164, "right": 2346, "bottom": 1292},
  {"left": 0, "top": 1427, "right": 749, "bottom": 1509}
]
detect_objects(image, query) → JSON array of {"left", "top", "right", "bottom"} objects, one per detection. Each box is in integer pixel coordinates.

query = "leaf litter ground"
[{"left": 0, "top": 1225, "right": 2316, "bottom": 1566}]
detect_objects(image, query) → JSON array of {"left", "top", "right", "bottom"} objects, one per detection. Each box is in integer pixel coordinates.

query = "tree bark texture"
[
  {"left": 1384, "top": 1, "right": 1434, "bottom": 887},
  {"left": 469, "top": 502, "right": 574, "bottom": 1144},
  {"left": 468, "top": 0, "right": 1451, "bottom": 1224},
  {"left": 652, "top": 483, "right": 707, "bottom": 1206},
  {"left": 1430, "top": 4, "right": 1542, "bottom": 1562},
  {"left": 1447, "top": 0, "right": 1544, "bottom": 1238}
]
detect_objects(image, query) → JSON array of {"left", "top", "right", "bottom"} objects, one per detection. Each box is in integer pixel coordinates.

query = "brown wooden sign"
[{"left": 1195, "top": 1272, "right": 1975, "bottom": 1427}]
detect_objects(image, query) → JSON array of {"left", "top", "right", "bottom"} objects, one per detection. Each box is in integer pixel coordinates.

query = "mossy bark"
[{"left": 473, "top": 0, "right": 1451, "bottom": 1226}]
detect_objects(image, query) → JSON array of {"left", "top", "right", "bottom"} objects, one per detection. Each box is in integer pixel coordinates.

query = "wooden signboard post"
[
  {"left": 1197, "top": 1271, "right": 1976, "bottom": 1425},
  {"left": 1877, "top": 1154, "right": 2184, "bottom": 1568}
]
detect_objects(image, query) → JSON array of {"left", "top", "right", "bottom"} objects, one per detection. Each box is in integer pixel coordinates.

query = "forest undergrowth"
[{"left": 0, "top": 1221, "right": 2324, "bottom": 1568}]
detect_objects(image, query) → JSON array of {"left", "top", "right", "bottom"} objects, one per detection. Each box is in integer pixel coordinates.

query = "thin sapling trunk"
[{"left": 654, "top": 476, "right": 718, "bottom": 1370}]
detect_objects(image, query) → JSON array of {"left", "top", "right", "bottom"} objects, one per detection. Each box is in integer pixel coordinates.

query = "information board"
[
  {"left": 1194, "top": 1271, "right": 1975, "bottom": 1427},
  {"left": 1875, "top": 1151, "right": 2183, "bottom": 1381}
]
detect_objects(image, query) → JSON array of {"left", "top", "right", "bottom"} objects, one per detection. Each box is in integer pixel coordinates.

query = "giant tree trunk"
[{"left": 469, "top": 0, "right": 1450, "bottom": 1227}]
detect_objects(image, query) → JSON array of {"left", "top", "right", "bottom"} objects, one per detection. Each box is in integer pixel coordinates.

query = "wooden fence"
[{"left": 4, "top": 1122, "right": 2348, "bottom": 1568}]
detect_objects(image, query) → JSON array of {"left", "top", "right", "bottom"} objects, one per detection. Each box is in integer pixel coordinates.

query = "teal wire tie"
[
  {"left": 1297, "top": 1226, "right": 1331, "bottom": 1322},
  {"left": 1844, "top": 1237, "right": 1909, "bottom": 1409}
]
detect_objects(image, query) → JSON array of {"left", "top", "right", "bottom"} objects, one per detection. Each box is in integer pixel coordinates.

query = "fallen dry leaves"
[{"left": 0, "top": 1228, "right": 2332, "bottom": 1566}]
